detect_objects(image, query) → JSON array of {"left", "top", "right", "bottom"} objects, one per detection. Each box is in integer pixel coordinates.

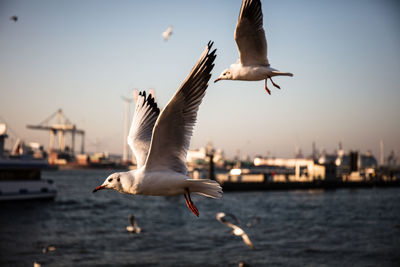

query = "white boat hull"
[{"left": 0, "top": 180, "right": 57, "bottom": 201}]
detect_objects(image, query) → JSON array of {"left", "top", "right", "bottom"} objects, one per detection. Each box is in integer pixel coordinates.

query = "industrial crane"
[{"left": 26, "top": 109, "right": 85, "bottom": 155}]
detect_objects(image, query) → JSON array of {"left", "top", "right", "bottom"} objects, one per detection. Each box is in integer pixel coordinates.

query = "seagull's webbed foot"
[
  {"left": 269, "top": 77, "right": 281, "bottom": 90},
  {"left": 184, "top": 188, "right": 199, "bottom": 217},
  {"left": 264, "top": 79, "right": 271, "bottom": 95}
]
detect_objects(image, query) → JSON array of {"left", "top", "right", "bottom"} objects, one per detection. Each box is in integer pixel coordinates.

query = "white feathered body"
[
  {"left": 120, "top": 168, "right": 221, "bottom": 198},
  {"left": 230, "top": 63, "right": 292, "bottom": 81}
]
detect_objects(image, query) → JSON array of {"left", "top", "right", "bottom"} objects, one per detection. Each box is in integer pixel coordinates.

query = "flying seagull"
[
  {"left": 162, "top": 25, "right": 173, "bottom": 41},
  {"left": 126, "top": 213, "right": 141, "bottom": 234},
  {"left": 214, "top": 0, "right": 293, "bottom": 95},
  {"left": 216, "top": 212, "right": 254, "bottom": 249},
  {"left": 93, "top": 42, "right": 221, "bottom": 217}
]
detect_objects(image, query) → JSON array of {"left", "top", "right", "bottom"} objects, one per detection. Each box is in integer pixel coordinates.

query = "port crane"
[{"left": 26, "top": 109, "right": 85, "bottom": 155}]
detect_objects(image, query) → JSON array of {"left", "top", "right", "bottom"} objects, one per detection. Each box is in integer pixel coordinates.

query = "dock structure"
[{"left": 26, "top": 109, "right": 85, "bottom": 155}]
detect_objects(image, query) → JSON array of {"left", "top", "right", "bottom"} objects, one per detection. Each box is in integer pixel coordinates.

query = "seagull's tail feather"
[
  {"left": 186, "top": 179, "right": 223, "bottom": 199},
  {"left": 271, "top": 71, "right": 293, "bottom": 77}
]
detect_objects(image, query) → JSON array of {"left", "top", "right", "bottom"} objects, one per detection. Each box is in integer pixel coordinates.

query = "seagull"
[
  {"left": 126, "top": 213, "right": 141, "bottom": 234},
  {"left": 162, "top": 25, "right": 173, "bottom": 41},
  {"left": 42, "top": 245, "right": 56, "bottom": 254},
  {"left": 93, "top": 41, "right": 221, "bottom": 217},
  {"left": 216, "top": 212, "right": 254, "bottom": 249},
  {"left": 239, "top": 262, "right": 251, "bottom": 267},
  {"left": 10, "top": 15, "right": 18, "bottom": 22},
  {"left": 214, "top": 0, "right": 293, "bottom": 95}
]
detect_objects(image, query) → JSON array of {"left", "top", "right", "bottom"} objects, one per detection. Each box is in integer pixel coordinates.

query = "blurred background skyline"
[{"left": 1, "top": 0, "right": 399, "bottom": 158}]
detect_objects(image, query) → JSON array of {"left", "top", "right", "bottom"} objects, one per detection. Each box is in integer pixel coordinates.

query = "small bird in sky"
[
  {"left": 10, "top": 15, "right": 18, "bottom": 22},
  {"left": 214, "top": 0, "right": 293, "bottom": 95},
  {"left": 126, "top": 213, "right": 141, "bottom": 234},
  {"left": 93, "top": 42, "right": 221, "bottom": 217},
  {"left": 162, "top": 25, "right": 173, "bottom": 41},
  {"left": 216, "top": 212, "right": 254, "bottom": 249}
]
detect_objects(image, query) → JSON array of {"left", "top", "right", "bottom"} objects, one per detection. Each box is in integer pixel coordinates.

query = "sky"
[{"left": 0, "top": 0, "right": 399, "bottom": 159}]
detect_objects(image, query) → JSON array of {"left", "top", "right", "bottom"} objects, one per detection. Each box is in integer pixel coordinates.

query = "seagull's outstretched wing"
[
  {"left": 128, "top": 91, "right": 160, "bottom": 168},
  {"left": 232, "top": 224, "right": 254, "bottom": 249},
  {"left": 235, "top": 0, "right": 268, "bottom": 66},
  {"left": 144, "top": 41, "right": 216, "bottom": 174},
  {"left": 240, "top": 230, "right": 255, "bottom": 249}
]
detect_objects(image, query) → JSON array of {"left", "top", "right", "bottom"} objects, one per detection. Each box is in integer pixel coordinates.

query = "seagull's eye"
[{"left": 108, "top": 178, "right": 113, "bottom": 182}]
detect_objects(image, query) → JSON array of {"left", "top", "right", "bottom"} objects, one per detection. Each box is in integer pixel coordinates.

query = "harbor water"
[{"left": 1, "top": 170, "right": 399, "bottom": 266}]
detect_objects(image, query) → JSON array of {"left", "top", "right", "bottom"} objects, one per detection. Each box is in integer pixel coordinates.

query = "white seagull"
[
  {"left": 126, "top": 213, "right": 141, "bottom": 234},
  {"left": 216, "top": 212, "right": 254, "bottom": 249},
  {"left": 93, "top": 42, "right": 221, "bottom": 217},
  {"left": 214, "top": 0, "right": 293, "bottom": 95},
  {"left": 162, "top": 25, "right": 173, "bottom": 41}
]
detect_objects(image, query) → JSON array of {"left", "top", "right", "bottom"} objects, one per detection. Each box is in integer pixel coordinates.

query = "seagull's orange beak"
[
  {"left": 214, "top": 78, "right": 221, "bottom": 83},
  {"left": 93, "top": 185, "right": 106, "bottom": 193}
]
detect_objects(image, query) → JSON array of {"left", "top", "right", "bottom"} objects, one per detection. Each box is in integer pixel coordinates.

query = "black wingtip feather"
[{"left": 138, "top": 90, "right": 160, "bottom": 115}]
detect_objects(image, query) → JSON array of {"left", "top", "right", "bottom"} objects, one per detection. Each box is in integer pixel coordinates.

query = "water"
[{"left": 1, "top": 170, "right": 399, "bottom": 266}]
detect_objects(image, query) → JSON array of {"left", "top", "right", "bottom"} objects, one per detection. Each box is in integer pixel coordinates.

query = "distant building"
[
  {"left": 187, "top": 145, "right": 224, "bottom": 165},
  {"left": 253, "top": 157, "right": 338, "bottom": 182}
]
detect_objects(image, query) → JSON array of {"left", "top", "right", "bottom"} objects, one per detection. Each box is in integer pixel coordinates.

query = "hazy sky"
[{"left": 1, "top": 0, "right": 399, "bottom": 158}]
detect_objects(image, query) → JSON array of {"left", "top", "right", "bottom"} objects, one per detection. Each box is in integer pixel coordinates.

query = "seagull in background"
[
  {"left": 214, "top": 0, "right": 293, "bottom": 95},
  {"left": 126, "top": 213, "right": 141, "bottom": 234},
  {"left": 162, "top": 25, "right": 173, "bottom": 41},
  {"left": 93, "top": 42, "right": 221, "bottom": 217},
  {"left": 10, "top": 15, "right": 18, "bottom": 22},
  {"left": 42, "top": 245, "right": 56, "bottom": 254},
  {"left": 216, "top": 212, "right": 254, "bottom": 249}
]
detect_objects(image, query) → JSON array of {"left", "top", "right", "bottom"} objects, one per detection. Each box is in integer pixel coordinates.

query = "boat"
[
  {"left": 0, "top": 123, "right": 57, "bottom": 201},
  {"left": 0, "top": 158, "right": 57, "bottom": 201}
]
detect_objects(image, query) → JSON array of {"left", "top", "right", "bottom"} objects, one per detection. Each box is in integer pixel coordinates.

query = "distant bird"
[
  {"left": 216, "top": 212, "right": 254, "bottom": 249},
  {"left": 162, "top": 25, "right": 173, "bottom": 41},
  {"left": 42, "top": 245, "right": 56, "bottom": 254},
  {"left": 93, "top": 41, "right": 221, "bottom": 217},
  {"left": 126, "top": 213, "right": 141, "bottom": 234},
  {"left": 10, "top": 15, "right": 18, "bottom": 22},
  {"left": 214, "top": 0, "right": 293, "bottom": 95},
  {"left": 239, "top": 261, "right": 251, "bottom": 267}
]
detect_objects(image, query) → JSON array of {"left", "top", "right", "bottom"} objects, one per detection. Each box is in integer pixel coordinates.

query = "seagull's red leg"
[
  {"left": 264, "top": 79, "right": 271, "bottom": 95},
  {"left": 184, "top": 193, "right": 198, "bottom": 216},
  {"left": 187, "top": 190, "right": 199, "bottom": 216},
  {"left": 269, "top": 77, "right": 281, "bottom": 89},
  {"left": 184, "top": 189, "right": 199, "bottom": 217}
]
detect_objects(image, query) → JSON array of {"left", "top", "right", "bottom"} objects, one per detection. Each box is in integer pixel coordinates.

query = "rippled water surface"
[{"left": 1, "top": 170, "right": 399, "bottom": 266}]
